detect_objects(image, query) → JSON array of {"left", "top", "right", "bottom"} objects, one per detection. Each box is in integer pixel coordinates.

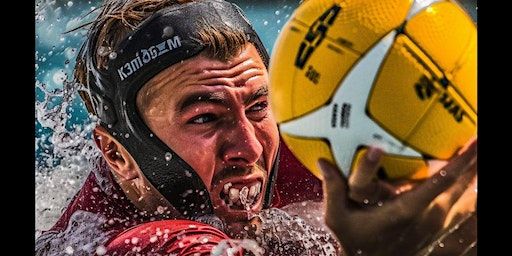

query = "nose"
[{"left": 221, "top": 118, "right": 263, "bottom": 166}]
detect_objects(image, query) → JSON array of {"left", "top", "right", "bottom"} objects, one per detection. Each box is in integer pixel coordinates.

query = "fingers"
[
  {"left": 318, "top": 159, "right": 348, "bottom": 208},
  {"left": 435, "top": 165, "right": 477, "bottom": 223},
  {"left": 348, "top": 147, "right": 384, "bottom": 203},
  {"left": 399, "top": 139, "right": 477, "bottom": 216},
  {"left": 318, "top": 158, "right": 349, "bottom": 225},
  {"left": 443, "top": 174, "right": 477, "bottom": 228}
]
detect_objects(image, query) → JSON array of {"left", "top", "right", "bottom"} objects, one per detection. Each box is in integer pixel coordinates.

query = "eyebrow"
[
  {"left": 178, "top": 91, "right": 228, "bottom": 112},
  {"left": 245, "top": 86, "right": 268, "bottom": 105},
  {"left": 178, "top": 86, "right": 269, "bottom": 112}
]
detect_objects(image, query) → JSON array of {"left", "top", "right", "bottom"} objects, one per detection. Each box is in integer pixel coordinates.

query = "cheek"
[
  {"left": 256, "top": 119, "right": 280, "bottom": 157},
  {"left": 171, "top": 135, "right": 219, "bottom": 190},
  {"left": 143, "top": 111, "right": 219, "bottom": 189}
]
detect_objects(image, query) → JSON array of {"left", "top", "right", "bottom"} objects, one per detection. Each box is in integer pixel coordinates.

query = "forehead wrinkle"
[
  {"left": 140, "top": 59, "right": 207, "bottom": 110},
  {"left": 138, "top": 45, "right": 266, "bottom": 113},
  {"left": 193, "top": 61, "right": 264, "bottom": 88}
]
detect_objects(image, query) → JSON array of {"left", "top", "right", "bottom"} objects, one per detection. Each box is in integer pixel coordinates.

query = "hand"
[{"left": 319, "top": 140, "right": 477, "bottom": 256}]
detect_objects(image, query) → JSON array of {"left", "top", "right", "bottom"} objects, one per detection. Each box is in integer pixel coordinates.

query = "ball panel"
[
  {"left": 451, "top": 31, "right": 477, "bottom": 111},
  {"left": 269, "top": 20, "right": 309, "bottom": 123},
  {"left": 368, "top": 34, "right": 440, "bottom": 141},
  {"left": 352, "top": 148, "right": 429, "bottom": 180},
  {"left": 405, "top": 1, "right": 477, "bottom": 73},
  {"left": 269, "top": 20, "right": 360, "bottom": 124},
  {"left": 281, "top": 133, "right": 335, "bottom": 179},
  {"left": 406, "top": 84, "right": 476, "bottom": 159},
  {"left": 294, "top": 0, "right": 411, "bottom": 54},
  {"left": 291, "top": 36, "right": 360, "bottom": 121}
]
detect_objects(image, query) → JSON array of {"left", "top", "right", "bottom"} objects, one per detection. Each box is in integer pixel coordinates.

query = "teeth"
[
  {"left": 229, "top": 187, "right": 240, "bottom": 202},
  {"left": 254, "top": 182, "right": 261, "bottom": 194},
  {"left": 239, "top": 186, "right": 249, "bottom": 205},
  {"left": 223, "top": 183, "right": 232, "bottom": 194},
  {"left": 223, "top": 181, "right": 263, "bottom": 208},
  {"left": 249, "top": 185, "right": 257, "bottom": 198}
]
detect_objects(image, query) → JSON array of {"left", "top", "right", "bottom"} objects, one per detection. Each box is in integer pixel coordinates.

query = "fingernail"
[{"left": 367, "top": 147, "right": 383, "bottom": 162}]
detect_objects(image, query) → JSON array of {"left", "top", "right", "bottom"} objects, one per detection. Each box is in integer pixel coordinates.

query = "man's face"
[{"left": 137, "top": 44, "right": 279, "bottom": 223}]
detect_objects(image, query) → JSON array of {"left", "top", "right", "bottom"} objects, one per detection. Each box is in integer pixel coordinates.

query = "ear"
[{"left": 93, "top": 126, "right": 138, "bottom": 181}]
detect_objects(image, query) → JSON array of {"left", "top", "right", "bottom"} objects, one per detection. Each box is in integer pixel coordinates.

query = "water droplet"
[
  {"left": 263, "top": 20, "right": 268, "bottom": 26},
  {"left": 363, "top": 199, "right": 369, "bottom": 204},
  {"left": 67, "top": 1, "right": 74, "bottom": 7},
  {"left": 275, "top": 10, "right": 280, "bottom": 15},
  {"left": 377, "top": 201, "right": 383, "bottom": 207},
  {"left": 97, "top": 46, "right": 109, "bottom": 56},
  {"left": 277, "top": 19, "right": 281, "bottom": 24},
  {"left": 157, "top": 205, "right": 166, "bottom": 214},
  {"left": 438, "top": 242, "right": 445, "bottom": 248},
  {"left": 124, "top": 133, "right": 130, "bottom": 138},
  {"left": 432, "top": 178, "right": 438, "bottom": 184},
  {"left": 440, "top": 170, "right": 447, "bottom": 176},
  {"left": 162, "top": 26, "right": 174, "bottom": 37},
  {"left": 96, "top": 245, "right": 106, "bottom": 255},
  {"left": 108, "top": 52, "right": 117, "bottom": 60},
  {"left": 65, "top": 246, "right": 74, "bottom": 254},
  {"left": 459, "top": 238, "right": 465, "bottom": 244},
  {"left": 52, "top": 69, "right": 67, "bottom": 85},
  {"left": 356, "top": 249, "right": 362, "bottom": 254},
  {"left": 165, "top": 152, "right": 172, "bottom": 161},
  {"left": 131, "top": 237, "right": 139, "bottom": 244}
]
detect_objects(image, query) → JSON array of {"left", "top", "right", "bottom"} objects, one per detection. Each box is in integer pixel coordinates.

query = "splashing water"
[
  {"left": 35, "top": 80, "right": 99, "bottom": 167},
  {"left": 255, "top": 207, "right": 340, "bottom": 256},
  {"left": 35, "top": 79, "right": 100, "bottom": 235},
  {"left": 197, "top": 203, "right": 340, "bottom": 255},
  {"left": 35, "top": 161, "right": 89, "bottom": 235},
  {"left": 35, "top": 210, "right": 114, "bottom": 256},
  {"left": 211, "top": 239, "right": 265, "bottom": 256}
]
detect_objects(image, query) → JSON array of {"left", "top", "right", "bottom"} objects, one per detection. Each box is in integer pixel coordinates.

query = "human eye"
[
  {"left": 188, "top": 113, "right": 218, "bottom": 124},
  {"left": 246, "top": 101, "right": 269, "bottom": 120}
]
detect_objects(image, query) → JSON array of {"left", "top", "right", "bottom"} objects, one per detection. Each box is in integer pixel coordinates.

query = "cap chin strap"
[{"left": 83, "top": 0, "right": 277, "bottom": 219}]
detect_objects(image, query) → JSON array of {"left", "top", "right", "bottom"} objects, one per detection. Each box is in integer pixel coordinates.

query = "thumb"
[{"left": 318, "top": 158, "right": 348, "bottom": 213}]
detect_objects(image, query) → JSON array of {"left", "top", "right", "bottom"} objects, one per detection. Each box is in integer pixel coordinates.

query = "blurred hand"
[{"left": 319, "top": 140, "right": 477, "bottom": 256}]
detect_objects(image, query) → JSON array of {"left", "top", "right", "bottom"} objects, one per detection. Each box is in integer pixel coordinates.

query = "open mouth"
[{"left": 219, "top": 179, "right": 263, "bottom": 211}]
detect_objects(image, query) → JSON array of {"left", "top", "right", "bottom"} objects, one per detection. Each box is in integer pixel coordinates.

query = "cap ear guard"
[{"left": 87, "top": 75, "right": 118, "bottom": 126}]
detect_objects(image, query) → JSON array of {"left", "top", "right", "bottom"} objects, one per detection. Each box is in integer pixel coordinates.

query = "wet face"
[{"left": 137, "top": 44, "right": 279, "bottom": 223}]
